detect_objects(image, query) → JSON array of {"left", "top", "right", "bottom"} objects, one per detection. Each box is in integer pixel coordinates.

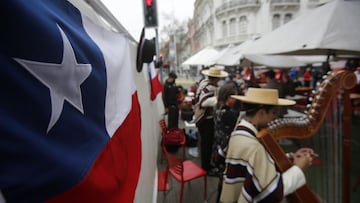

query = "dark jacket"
[{"left": 163, "top": 80, "right": 179, "bottom": 108}]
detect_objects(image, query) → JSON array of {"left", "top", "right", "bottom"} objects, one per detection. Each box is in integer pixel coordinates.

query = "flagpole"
[{"left": 155, "top": 28, "right": 163, "bottom": 83}]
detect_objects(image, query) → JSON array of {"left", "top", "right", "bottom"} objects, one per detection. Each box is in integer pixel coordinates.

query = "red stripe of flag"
[{"left": 47, "top": 93, "right": 142, "bottom": 203}]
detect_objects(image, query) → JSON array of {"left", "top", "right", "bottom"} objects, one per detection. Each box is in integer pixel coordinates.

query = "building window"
[
  {"left": 229, "top": 18, "right": 236, "bottom": 36},
  {"left": 239, "top": 16, "right": 247, "bottom": 34},
  {"left": 284, "top": 13, "right": 292, "bottom": 24},
  {"left": 222, "top": 20, "right": 227, "bottom": 37},
  {"left": 272, "top": 14, "right": 281, "bottom": 30}
]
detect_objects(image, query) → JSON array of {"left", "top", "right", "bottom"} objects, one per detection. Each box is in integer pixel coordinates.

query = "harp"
[{"left": 256, "top": 70, "right": 357, "bottom": 203}]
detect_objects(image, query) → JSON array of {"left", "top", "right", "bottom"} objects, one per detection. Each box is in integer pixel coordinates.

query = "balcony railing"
[
  {"left": 216, "top": 0, "right": 260, "bottom": 17},
  {"left": 271, "top": 0, "right": 300, "bottom": 3},
  {"left": 270, "top": 0, "right": 300, "bottom": 9}
]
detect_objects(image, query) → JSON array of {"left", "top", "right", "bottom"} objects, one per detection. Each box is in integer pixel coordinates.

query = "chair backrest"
[
  {"left": 159, "top": 119, "right": 167, "bottom": 136},
  {"left": 164, "top": 146, "right": 184, "bottom": 181}
]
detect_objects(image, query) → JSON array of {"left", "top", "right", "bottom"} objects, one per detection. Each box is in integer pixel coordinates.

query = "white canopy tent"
[
  {"left": 242, "top": 54, "right": 328, "bottom": 68},
  {"left": 214, "top": 40, "right": 326, "bottom": 68},
  {"left": 215, "top": 40, "right": 253, "bottom": 66},
  {"left": 241, "top": 0, "right": 360, "bottom": 56},
  {"left": 212, "top": 44, "right": 234, "bottom": 65},
  {"left": 182, "top": 46, "right": 219, "bottom": 66},
  {"left": 241, "top": 54, "right": 306, "bottom": 68}
]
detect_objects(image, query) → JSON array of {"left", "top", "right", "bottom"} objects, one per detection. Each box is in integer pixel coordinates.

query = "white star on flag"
[{"left": 14, "top": 25, "right": 92, "bottom": 133}]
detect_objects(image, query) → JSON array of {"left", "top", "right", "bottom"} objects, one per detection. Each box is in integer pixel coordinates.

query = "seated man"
[{"left": 220, "top": 88, "right": 317, "bottom": 203}]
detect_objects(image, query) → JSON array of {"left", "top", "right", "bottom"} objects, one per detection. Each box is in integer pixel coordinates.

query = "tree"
[{"left": 159, "top": 15, "right": 190, "bottom": 73}]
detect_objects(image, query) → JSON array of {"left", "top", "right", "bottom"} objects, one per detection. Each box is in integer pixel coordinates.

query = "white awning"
[
  {"left": 241, "top": 55, "right": 327, "bottom": 68},
  {"left": 215, "top": 40, "right": 255, "bottom": 66},
  {"left": 182, "top": 47, "right": 219, "bottom": 66}
]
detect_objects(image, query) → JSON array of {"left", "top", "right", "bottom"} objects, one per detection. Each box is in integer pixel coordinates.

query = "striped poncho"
[{"left": 220, "top": 119, "right": 305, "bottom": 203}]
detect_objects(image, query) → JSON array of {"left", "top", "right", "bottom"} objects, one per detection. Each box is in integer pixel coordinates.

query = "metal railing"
[
  {"left": 270, "top": 0, "right": 300, "bottom": 4},
  {"left": 215, "top": 0, "right": 260, "bottom": 16}
]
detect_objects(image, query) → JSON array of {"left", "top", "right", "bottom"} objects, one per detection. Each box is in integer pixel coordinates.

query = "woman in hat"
[
  {"left": 193, "top": 66, "right": 228, "bottom": 174},
  {"left": 220, "top": 88, "right": 317, "bottom": 203}
]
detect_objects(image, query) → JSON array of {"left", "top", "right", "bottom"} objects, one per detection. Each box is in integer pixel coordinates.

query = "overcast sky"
[{"left": 101, "top": 0, "right": 195, "bottom": 40}]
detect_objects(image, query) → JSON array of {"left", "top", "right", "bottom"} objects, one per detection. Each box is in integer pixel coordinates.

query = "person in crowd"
[
  {"left": 194, "top": 66, "right": 228, "bottom": 174},
  {"left": 282, "top": 71, "right": 296, "bottom": 97},
  {"left": 212, "top": 81, "right": 240, "bottom": 202},
  {"left": 289, "top": 67, "right": 298, "bottom": 81},
  {"left": 176, "top": 85, "right": 185, "bottom": 104},
  {"left": 263, "top": 69, "right": 284, "bottom": 98},
  {"left": 263, "top": 69, "right": 287, "bottom": 117},
  {"left": 227, "top": 73, "right": 235, "bottom": 82},
  {"left": 229, "top": 70, "right": 245, "bottom": 93},
  {"left": 311, "top": 67, "right": 322, "bottom": 89},
  {"left": 233, "top": 71, "right": 244, "bottom": 88},
  {"left": 288, "top": 67, "right": 302, "bottom": 88},
  {"left": 303, "top": 66, "right": 312, "bottom": 87},
  {"left": 162, "top": 71, "right": 180, "bottom": 128},
  {"left": 220, "top": 88, "right": 317, "bottom": 203}
]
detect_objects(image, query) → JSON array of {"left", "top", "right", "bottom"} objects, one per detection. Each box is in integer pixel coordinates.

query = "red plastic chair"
[
  {"left": 158, "top": 170, "right": 169, "bottom": 191},
  {"left": 159, "top": 119, "right": 186, "bottom": 162},
  {"left": 163, "top": 145, "right": 207, "bottom": 203}
]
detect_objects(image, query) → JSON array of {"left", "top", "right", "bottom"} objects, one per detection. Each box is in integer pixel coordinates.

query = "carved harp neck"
[{"left": 258, "top": 70, "right": 357, "bottom": 140}]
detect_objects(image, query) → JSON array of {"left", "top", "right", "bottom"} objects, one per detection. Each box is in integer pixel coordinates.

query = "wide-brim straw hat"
[
  {"left": 231, "top": 88, "right": 295, "bottom": 106},
  {"left": 201, "top": 66, "right": 228, "bottom": 78}
]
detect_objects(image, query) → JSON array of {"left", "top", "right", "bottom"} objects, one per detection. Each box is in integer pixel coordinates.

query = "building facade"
[{"left": 182, "top": 0, "right": 331, "bottom": 65}]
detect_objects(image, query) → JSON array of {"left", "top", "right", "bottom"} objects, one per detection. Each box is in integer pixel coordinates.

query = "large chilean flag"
[{"left": 0, "top": 1, "right": 141, "bottom": 202}]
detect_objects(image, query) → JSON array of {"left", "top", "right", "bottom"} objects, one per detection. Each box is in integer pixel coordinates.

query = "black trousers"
[
  {"left": 197, "top": 118, "right": 215, "bottom": 171},
  {"left": 167, "top": 105, "right": 179, "bottom": 129}
]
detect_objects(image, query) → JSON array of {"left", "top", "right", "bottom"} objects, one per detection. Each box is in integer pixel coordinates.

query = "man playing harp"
[{"left": 220, "top": 88, "right": 318, "bottom": 203}]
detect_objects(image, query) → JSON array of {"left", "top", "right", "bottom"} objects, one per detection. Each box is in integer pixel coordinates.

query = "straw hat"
[
  {"left": 201, "top": 66, "right": 228, "bottom": 78},
  {"left": 231, "top": 88, "right": 295, "bottom": 106}
]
